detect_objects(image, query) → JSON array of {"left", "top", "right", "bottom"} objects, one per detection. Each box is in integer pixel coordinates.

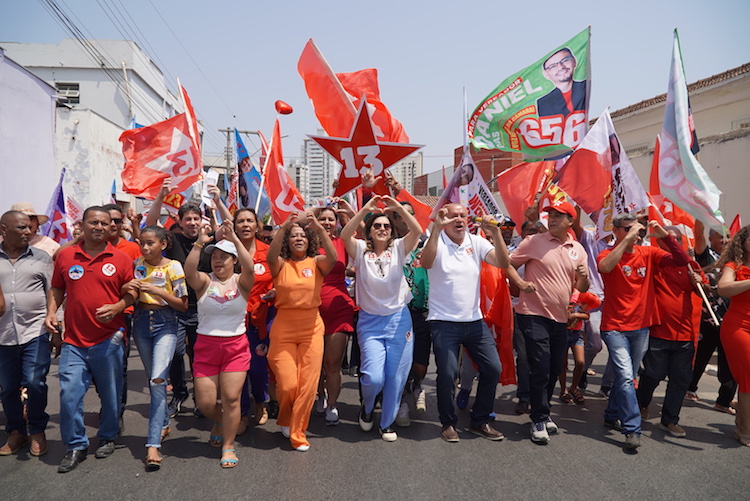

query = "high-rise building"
[
  {"left": 388, "top": 152, "right": 423, "bottom": 193},
  {"left": 302, "top": 129, "right": 340, "bottom": 203},
  {"left": 287, "top": 159, "right": 310, "bottom": 205}
]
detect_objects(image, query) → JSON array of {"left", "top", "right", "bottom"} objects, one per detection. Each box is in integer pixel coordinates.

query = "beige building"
[{"left": 611, "top": 63, "right": 750, "bottom": 227}]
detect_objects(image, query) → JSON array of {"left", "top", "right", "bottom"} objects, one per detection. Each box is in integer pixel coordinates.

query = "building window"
[
  {"left": 56, "top": 83, "right": 80, "bottom": 105},
  {"left": 731, "top": 118, "right": 750, "bottom": 131}
]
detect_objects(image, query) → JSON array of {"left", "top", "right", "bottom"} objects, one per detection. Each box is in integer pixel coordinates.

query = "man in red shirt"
[
  {"left": 45, "top": 207, "right": 136, "bottom": 473},
  {"left": 637, "top": 227, "right": 704, "bottom": 438},
  {"left": 597, "top": 213, "right": 689, "bottom": 451}
]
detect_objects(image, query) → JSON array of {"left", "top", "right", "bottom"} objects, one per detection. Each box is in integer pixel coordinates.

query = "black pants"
[
  {"left": 688, "top": 318, "right": 737, "bottom": 407},
  {"left": 637, "top": 337, "right": 694, "bottom": 425}
]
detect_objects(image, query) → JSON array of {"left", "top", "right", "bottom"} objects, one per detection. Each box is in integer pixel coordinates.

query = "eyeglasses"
[
  {"left": 373, "top": 223, "right": 391, "bottom": 230},
  {"left": 544, "top": 56, "right": 573, "bottom": 71},
  {"left": 111, "top": 218, "right": 123, "bottom": 225}
]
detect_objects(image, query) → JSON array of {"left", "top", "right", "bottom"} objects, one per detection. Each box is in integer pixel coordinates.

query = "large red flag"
[
  {"left": 649, "top": 135, "right": 695, "bottom": 245},
  {"left": 120, "top": 113, "right": 202, "bottom": 199},
  {"left": 264, "top": 119, "right": 305, "bottom": 222},
  {"left": 394, "top": 188, "right": 432, "bottom": 232},
  {"left": 496, "top": 160, "right": 556, "bottom": 227},
  {"left": 729, "top": 214, "right": 742, "bottom": 237},
  {"left": 179, "top": 84, "right": 200, "bottom": 155}
]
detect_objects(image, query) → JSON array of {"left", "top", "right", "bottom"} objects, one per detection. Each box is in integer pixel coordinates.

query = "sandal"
[
  {"left": 560, "top": 392, "right": 573, "bottom": 404},
  {"left": 161, "top": 426, "right": 172, "bottom": 441},
  {"left": 146, "top": 455, "right": 162, "bottom": 471},
  {"left": 570, "top": 388, "right": 585, "bottom": 405},
  {"left": 209, "top": 421, "right": 223, "bottom": 448},
  {"left": 220, "top": 449, "right": 238, "bottom": 468}
]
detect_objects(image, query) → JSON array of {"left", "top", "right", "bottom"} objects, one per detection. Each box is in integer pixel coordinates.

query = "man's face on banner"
[{"left": 543, "top": 49, "right": 576, "bottom": 87}]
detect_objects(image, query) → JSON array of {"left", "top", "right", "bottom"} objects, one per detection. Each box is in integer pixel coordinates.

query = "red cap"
[{"left": 543, "top": 201, "right": 576, "bottom": 218}]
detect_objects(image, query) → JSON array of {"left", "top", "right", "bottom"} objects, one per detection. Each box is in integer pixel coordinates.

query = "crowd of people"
[{"left": 1, "top": 180, "right": 749, "bottom": 473}]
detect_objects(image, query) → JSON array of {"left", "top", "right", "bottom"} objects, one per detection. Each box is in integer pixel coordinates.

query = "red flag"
[
  {"left": 441, "top": 165, "right": 448, "bottom": 190},
  {"left": 729, "top": 214, "right": 742, "bottom": 236},
  {"left": 648, "top": 135, "right": 695, "bottom": 245},
  {"left": 394, "top": 189, "right": 432, "bottom": 232},
  {"left": 179, "top": 84, "right": 201, "bottom": 155},
  {"left": 649, "top": 136, "right": 661, "bottom": 195},
  {"left": 264, "top": 119, "right": 305, "bottom": 222},
  {"left": 298, "top": 39, "right": 409, "bottom": 143},
  {"left": 120, "top": 113, "right": 202, "bottom": 199},
  {"left": 496, "top": 161, "right": 556, "bottom": 227},
  {"left": 481, "top": 265, "right": 516, "bottom": 385}
]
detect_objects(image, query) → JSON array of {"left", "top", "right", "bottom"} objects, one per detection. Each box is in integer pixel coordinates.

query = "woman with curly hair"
[
  {"left": 717, "top": 225, "right": 750, "bottom": 446},
  {"left": 266, "top": 212, "right": 336, "bottom": 451},
  {"left": 340, "top": 195, "right": 422, "bottom": 441}
]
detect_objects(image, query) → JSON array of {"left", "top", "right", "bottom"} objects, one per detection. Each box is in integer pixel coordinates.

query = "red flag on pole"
[
  {"left": 441, "top": 165, "right": 448, "bottom": 190},
  {"left": 729, "top": 214, "right": 743, "bottom": 237},
  {"left": 496, "top": 161, "right": 556, "bottom": 227},
  {"left": 264, "top": 119, "right": 305, "bottom": 222}
]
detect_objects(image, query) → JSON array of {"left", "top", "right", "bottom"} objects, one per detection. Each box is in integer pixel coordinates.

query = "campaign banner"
[
  {"left": 468, "top": 28, "right": 590, "bottom": 159},
  {"left": 430, "top": 149, "right": 502, "bottom": 223}
]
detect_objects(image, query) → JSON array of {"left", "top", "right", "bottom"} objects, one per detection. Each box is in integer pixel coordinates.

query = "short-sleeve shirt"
[
  {"left": 354, "top": 238, "right": 412, "bottom": 316},
  {"left": 0, "top": 244, "right": 52, "bottom": 345},
  {"left": 166, "top": 232, "right": 212, "bottom": 308},
  {"left": 51, "top": 242, "right": 135, "bottom": 347},
  {"left": 134, "top": 257, "right": 188, "bottom": 306},
  {"left": 511, "top": 232, "right": 588, "bottom": 324},
  {"left": 650, "top": 263, "right": 701, "bottom": 341},
  {"left": 427, "top": 231, "right": 494, "bottom": 322}
]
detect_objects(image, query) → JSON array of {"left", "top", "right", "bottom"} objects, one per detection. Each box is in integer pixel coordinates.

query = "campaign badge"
[
  {"left": 406, "top": 330, "right": 413, "bottom": 342},
  {"left": 134, "top": 265, "right": 147, "bottom": 279},
  {"left": 622, "top": 265, "right": 632, "bottom": 277},
  {"left": 569, "top": 249, "right": 579, "bottom": 260},
  {"left": 254, "top": 263, "right": 267, "bottom": 275},
  {"left": 301, "top": 268, "right": 314, "bottom": 278},
  {"left": 255, "top": 343, "right": 268, "bottom": 357},
  {"left": 102, "top": 263, "right": 117, "bottom": 277},
  {"left": 68, "top": 265, "right": 84, "bottom": 280}
]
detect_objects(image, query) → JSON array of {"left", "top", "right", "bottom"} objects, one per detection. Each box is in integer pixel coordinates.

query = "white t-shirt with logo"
[{"left": 353, "top": 238, "right": 412, "bottom": 316}]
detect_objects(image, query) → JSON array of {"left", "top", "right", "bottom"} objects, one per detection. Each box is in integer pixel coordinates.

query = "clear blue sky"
[{"left": 3, "top": 0, "right": 749, "bottom": 173}]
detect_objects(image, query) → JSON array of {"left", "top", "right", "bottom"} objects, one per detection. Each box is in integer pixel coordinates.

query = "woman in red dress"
[{"left": 717, "top": 225, "right": 750, "bottom": 446}]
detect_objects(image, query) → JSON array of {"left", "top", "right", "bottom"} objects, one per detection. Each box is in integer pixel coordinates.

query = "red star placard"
[{"left": 309, "top": 97, "right": 422, "bottom": 197}]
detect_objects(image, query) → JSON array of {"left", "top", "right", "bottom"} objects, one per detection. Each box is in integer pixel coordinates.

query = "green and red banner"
[{"left": 468, "top": 27, "right": 590, "bottom": 159}]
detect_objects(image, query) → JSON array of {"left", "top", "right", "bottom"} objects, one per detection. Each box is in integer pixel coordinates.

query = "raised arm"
[
  {"left": 145, "top": 178, "right": 172, "bottom": 227},
  {"left": 383, "top": 196, "right": 422, "bottom": 255},
  {"left": 184, "top": 223, "right": 212, "bottom": 297},
  {"left": 598, "top": 222, "right": 644, "bottom": 274},
  {"left": 479, "top": 215, "right": 510, "bottom": 269},
  {"left": 341, "top": 196, "right": 381, "bottom": 259},
  {"left": 307, "top": 212, "right": 337, "bottom": 276},
  {"left": 208, "top": 184, "right": 233, "bottom": 223}
]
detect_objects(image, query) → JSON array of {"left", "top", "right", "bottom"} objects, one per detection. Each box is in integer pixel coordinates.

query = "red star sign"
[{"left": 309, "top": 97, "right": 422, "bottom": 197}]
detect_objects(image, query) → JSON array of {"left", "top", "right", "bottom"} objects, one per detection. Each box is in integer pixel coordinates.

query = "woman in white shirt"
[{"left": 340, "top": 195, "right": 422, "bottom": 441}]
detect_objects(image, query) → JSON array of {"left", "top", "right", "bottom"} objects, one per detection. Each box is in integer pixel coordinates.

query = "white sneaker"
[
  {"left": 280, "top": 426, "right": 290, "bottom": 438},
  {"left": 530, "top": 421, "right": 550, "bottom": 444},
  {"left": 325, "top": 405, "right": 340, "bottom": 426},
  {"left": 314, "top": 392, "right": 327, "bottom": 416},
  {"left": 295, "top": 444, "right": 310, "bottom": 452},
  {"left": 545, "top": 417, "right": 559, "bottom": 434},
  {"left": 379, "top": 426, "right": 398, "bottom": 442},
  {"left": 395, "top": 401, "right": 411, "bottom": 427},
  {"left": 414, "top": 385, "right": 426, "bottom": 414}
]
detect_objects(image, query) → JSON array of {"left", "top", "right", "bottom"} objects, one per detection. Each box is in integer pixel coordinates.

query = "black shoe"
[
  {"left": 58, "top": 450, "right": 86, "bottom": 473},
  {"left": 94, "top": 440, "right": 115, "bottom": 459},
  {"left": 604, "top": 419, "right": 622, "bottom": 431},
  {"left": 267, "top": 400, "right": 279, "bottom": 420},
  {"left": 515, "top": 400, "right": 530, "bottom": 415},
  {"left": 168, "top": 394, "right": 188, "bottom": 418}
]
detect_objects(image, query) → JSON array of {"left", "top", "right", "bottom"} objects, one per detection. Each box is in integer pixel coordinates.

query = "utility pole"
[{"left": 218, "top": 128, "right": 259, "bottom": 174}]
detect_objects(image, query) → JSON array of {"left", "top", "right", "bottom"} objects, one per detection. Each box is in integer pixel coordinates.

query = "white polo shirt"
[{"left": 426, "top": 231, "right": 494, "bottom": 322}]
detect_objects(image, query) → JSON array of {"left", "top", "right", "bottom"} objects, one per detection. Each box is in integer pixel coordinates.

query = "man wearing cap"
[
  {"left": 510, "top": 200, "right": 589, "bottom": 444},
  {"left": 8, "top": 203, "right": 59, "bottom": 257},
  {"left": 45, "top": 206, "right": 136, "bottom": 473},
  {"left": 0, "top": 211, "right": 53, "bottom": 457}
]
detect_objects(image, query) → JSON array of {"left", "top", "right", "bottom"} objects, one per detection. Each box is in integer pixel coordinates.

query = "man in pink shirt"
[{"left": 510, "top": 201, "right": 589, "bottom": 444}]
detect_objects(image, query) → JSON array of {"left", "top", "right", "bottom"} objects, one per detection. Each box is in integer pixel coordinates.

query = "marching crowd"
[{"left": 1, "top": 179, "right": 749, "bottom": 473}]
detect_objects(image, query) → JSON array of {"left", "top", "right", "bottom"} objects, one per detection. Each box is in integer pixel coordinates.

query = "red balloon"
[{"left": 275, "top": 100, "right": 293, "bottom": 115}]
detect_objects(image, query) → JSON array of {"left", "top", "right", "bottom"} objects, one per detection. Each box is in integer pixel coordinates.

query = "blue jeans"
[
  {"left": 358, "top": 308, "right": 413, "bottom": 429},
  {"left": 430, "top": 320, "right": 501, "bottom": 427},
  {"left": 170, "top": 308, "right": 198, "bottom": 400},
  {"left": 637, "top": 337, "right": 694, "bottom": 425},
  {"left": 516, "top": 314, "right": 568, "bottom": 424},
  {"left": 133, "top": 308, "right": 178, "bottom": 448},
  {"left": 602, "top": 328, "right": 649, "bottom": 435},
  {"left": 59, "top": 330, "right": 125, "bottom": 450},
  {"left": 0, "top": 334, "right": 51, "bottom": 435}
]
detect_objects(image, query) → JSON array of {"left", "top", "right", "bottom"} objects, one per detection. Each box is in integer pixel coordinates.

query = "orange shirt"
[{"left": 273, "top": 257, "right": 323, "bottom": 310}]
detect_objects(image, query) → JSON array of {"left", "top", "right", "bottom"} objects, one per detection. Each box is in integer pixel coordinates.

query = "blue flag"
[{"left": 239, "top": 167, "right": 270, "bottom": 217}]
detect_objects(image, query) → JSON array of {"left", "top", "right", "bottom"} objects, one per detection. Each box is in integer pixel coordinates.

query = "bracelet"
[{"left": 193, "top": 242, "right": 204, "bottom": 249}]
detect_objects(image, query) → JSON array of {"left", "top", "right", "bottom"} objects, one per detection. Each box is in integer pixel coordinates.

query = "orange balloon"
[{"left": 275, "top": 100, "right": 293, "bottom": 115}]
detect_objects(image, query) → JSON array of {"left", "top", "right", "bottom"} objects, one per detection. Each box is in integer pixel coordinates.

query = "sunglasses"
[
  {"left": 111, "top": 218, "right": 123, "bottom": 225},
  {"left": 372, "top": 223, "right": 391, "bottom": 230}
]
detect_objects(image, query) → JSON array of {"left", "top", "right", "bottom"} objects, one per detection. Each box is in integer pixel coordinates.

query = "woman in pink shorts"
[{"left": 185, "top": 221, "right": 254, "bottom": 468}]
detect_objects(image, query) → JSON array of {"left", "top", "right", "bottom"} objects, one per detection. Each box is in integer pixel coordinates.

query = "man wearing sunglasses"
[
  {"left": 597, "top": 213, "right": 690, "bottom": 451},
  {"left": 536, "top": 48, "right": 587, "bottom": 122}
]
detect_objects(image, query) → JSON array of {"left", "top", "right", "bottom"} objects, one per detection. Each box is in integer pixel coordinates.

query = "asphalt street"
[{"left": 1, "top": 343, "right": 748, "bottom": 501}]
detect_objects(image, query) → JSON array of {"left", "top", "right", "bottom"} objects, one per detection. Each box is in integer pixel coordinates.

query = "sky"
[{"left": 2, "top": 0, "right": 749, "bottom": 174}]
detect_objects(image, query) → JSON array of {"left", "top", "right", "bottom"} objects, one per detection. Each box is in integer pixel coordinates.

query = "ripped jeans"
[{"left": 133, "top": 308, "right": 178, "bottom": 448}]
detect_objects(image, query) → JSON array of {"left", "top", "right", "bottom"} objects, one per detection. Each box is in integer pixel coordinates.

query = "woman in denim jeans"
[{"left": 127, "top": 226, "right": 188, "bottom": 470}]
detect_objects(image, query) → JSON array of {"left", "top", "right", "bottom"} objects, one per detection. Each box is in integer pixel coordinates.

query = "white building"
[
  {"left": 1, "top": 39, "right": 183, "bottom": 209},
  {"left": 302, "top": 129, "right": 340, "bottom": 203},
  {"left": 388, "top": 152, "right": 423, "bottom": 194}
]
